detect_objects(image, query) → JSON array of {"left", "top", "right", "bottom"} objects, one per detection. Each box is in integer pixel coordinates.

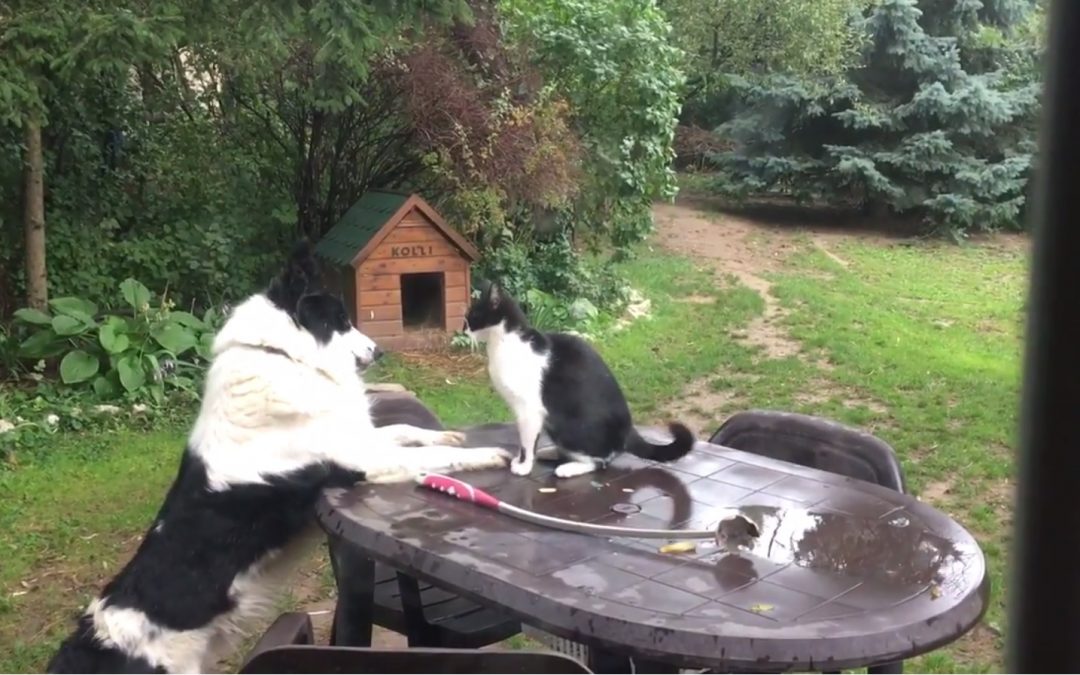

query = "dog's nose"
[{"left": 373, "top": 347, "right": 385, "bottom": 361}]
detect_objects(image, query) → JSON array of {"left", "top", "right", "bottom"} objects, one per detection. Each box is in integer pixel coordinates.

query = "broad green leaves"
[
  {"left": 151, "top": 324, "right": 197, "bottom": 355},
  {"left": 14, "top": 308, "right": 51, "bottom": 325},
  {"left": 9, "top": 277, "right": 221, "bottom": 402},
  {"left": 51, "top": 315, "right": 90, "bottom": 336},
  {"left": 98, "top": 320, "right": 131, "bottom": 354},
  {"left": 49, "top": 296, "right": 98, "bottom": 318},
  {"left": 60, "top": 350, "right": 99, "bottom": 384},
  {"left": 120, "top": 279, "right": 151, "bottom": 311},
  {"left": 116, "top": 355, "right": 146, "bottom": 392}
]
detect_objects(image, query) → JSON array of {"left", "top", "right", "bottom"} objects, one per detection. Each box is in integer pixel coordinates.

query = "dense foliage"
[
  {"left": 503, "top": 0, "right": 685, "bottom": 249},
  {"left": 0, "top": 0, "right": 686, "bottom": 323},
  {"left": 694, "top": 0, "right": 1044, "bottom": 235},
  {"left": 11, "top": 279, "right": 221, "bottom": 402}
]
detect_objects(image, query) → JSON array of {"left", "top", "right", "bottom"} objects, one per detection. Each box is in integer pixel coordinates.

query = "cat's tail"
[{"left": 624, "top": 423, "right": 696, "bottom": 462}]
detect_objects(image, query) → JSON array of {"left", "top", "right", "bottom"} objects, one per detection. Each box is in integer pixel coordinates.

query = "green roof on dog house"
[{"left": 315, "top": 190, "right": 479, "bottom": 351}]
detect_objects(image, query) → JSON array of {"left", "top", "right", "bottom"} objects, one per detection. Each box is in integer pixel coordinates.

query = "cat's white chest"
[{"left": 486, "top": 334, "right": 547, "bottom": 408}]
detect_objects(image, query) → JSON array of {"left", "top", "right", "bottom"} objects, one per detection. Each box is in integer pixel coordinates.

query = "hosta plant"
[{"left": 12, "top": 279, "right": 222, "bottom": 403}]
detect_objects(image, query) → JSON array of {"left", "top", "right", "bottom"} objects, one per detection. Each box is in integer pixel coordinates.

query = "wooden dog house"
[{"left": 315, "top": 190, "right": 479, "bottom": 351}]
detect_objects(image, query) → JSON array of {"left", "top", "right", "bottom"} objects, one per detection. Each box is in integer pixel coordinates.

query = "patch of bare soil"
[
  {"left": 393, "top": 349, "right": 488, "bottom": 380},
  {"left": 6, "top": 533, "right": 146, "bottom": 652},
  {"left": 812, "top": 237, "right": 850, "bottom": 268},
  {"left": 651, "top": 197, "right": 912, "bottom": 425},
  {"left": 950, "top": 622, "right": 1003, "bottom": 667},
  {"left": 658, "top": 377, "right": 748, "bottom": 437},
  {"left": 215, "top": 548, "right": 413, "bottom": 673},
  {"left": 652, "top": 201, "right": 802, "bottom": 360},
  {"left": 792, "top": 378, "right": 889, "bottom": 415},
  {"left": 985, "top": 477, "right": 1016, "bottom": 528},
  {"left": 920, "top": 478, "right": 956, "bottom": 505},
  {"left": 675, "top": 294, "right": 716, "bottom": 305}
]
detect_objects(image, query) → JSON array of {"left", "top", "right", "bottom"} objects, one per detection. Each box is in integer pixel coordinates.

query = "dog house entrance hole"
[{"left": 401, "top": 272, "right": 445, "bottom": 330}]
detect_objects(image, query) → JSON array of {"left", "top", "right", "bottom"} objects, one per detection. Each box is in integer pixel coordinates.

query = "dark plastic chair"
[
  {"left": 710, "top": 410, "right": 906, "bottom": 674},
  {"left": 240, "top": 612, "right": 590, "bottom": 673},
  {"left": 710, "top": 410, "right": 906, "bottom": 493},
  {"left": 355, "top": 393, "right": 521, "bottom": 648}
]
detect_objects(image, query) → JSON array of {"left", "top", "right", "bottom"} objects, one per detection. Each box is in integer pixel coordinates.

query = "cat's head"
[{"left": 463, "top": 281, "right": 528, "bottom": 341}]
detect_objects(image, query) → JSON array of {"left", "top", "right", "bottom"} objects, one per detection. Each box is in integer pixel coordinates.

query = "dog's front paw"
[
  {"left": 439, "top": 430, "right": 467, "bottom": 446},
  {"left": 453, "top": 447, "right": 510, "bottom": 471},
  {"left": 510, "top": 457, "right": 535, "bottom": 476},
  {"left": 366, "top": 467, "right": 415, "bottom": 484}
]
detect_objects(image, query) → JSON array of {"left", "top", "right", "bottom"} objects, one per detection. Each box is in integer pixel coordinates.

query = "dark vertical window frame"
[{"left": 1007, "top": 1, "right": 1080, "bottom": 671}]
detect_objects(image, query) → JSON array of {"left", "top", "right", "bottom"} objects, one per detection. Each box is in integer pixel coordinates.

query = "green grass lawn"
[
  {"left": 0, "top": 228, "right": 1026, "bottom": 672},
  {"left": 0, "top": 429, "right": 185, "bottom": 671}
]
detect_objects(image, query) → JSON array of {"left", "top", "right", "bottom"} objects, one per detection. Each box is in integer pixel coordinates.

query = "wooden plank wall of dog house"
[
  {"left": 355, "top": 273, "right": 401, "bottom": 333},
  {"left": 354, "top": 210, "right": 472, "bottom": 342},
  {"left": 354, "top": 269, "right": 472, "bottom": 338}
]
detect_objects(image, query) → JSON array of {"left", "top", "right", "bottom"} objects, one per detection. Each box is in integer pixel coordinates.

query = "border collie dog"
[
  {"left": 47, "top": 244, "right": 509, "bottom": 674},
  {"left": 464, "top": 282, "right": 695, "bottom": 478}
]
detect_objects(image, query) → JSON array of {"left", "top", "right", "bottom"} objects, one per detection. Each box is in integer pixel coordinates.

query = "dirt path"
[
  {"left": 650, "top": 199, "right": 818, "bottom": 434},
  {"left": 653, "top": 200, "right": 803, "bottom": 361}
]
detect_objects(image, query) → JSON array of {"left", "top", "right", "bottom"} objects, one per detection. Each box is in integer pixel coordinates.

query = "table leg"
[
  {"left": 327, "top": 536, "right": 375, "bottom": 647},
  {"left": 587, "top": 649, "right": 680, "bottom": 673}
]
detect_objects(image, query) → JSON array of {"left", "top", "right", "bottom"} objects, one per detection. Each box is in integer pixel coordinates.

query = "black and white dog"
[{"left": 47, "top": 243, "right": 510, "bottom": 674}]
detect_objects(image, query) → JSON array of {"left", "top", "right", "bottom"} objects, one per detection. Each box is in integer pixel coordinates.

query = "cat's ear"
[{"left": 488, "top": 282, "right": 501, "bottom": 309}]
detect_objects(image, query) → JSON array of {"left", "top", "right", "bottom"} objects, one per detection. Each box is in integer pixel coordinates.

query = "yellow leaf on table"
[
  {"left": 750, "top": 603, "right": 774, "bottom": 614},
  {"left": 659, "top": 541, "right": 697, "bottom": 554}
]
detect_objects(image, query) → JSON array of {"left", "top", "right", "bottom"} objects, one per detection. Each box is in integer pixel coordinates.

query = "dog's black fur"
[{"left": 48, "top": 243, "right": 366, "bottom": 673}]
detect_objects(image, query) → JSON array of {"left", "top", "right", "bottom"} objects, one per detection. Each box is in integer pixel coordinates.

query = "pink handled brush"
[{"left": 416, "top": 473, "right": 728, "bottom": 540}]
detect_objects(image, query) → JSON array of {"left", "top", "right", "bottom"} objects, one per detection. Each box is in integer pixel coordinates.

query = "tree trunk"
[{"left": 23, "top": 117, "right": 48, "bottom": 310}]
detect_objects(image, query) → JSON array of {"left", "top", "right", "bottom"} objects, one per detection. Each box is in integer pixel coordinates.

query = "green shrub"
[
  {"left": 10, "top": 278, "right": 222, "bottom": 403},
  {"left": 474, "top": 229, "right": 630, "bottom": 319}
]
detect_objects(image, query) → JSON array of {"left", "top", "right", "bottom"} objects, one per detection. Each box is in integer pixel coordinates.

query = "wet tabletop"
[{"left": 318, "top": 424, "right": 989, "bottom": 671}]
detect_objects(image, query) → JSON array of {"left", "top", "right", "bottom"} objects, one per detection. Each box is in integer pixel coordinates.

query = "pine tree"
[{"left": 712, "top": 0, "right": 1042, "bottom": 235}]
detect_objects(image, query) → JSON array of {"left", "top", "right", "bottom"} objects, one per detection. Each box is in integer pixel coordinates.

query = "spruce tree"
[{"left": 712, "top": 0, "right": 1042, "bottom": 235}]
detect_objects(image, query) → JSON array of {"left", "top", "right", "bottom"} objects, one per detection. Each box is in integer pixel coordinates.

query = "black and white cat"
[{"left": 464, "top": 282, "right": 696, "bottom": 478}]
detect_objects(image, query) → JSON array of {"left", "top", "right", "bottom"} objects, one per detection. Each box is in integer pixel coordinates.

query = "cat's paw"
[
  {"left": 510, "top": 457, "right": 535, "bottom": 476},
  {"left": 554, "top": 461, "right": 597, "bottom": 478}
]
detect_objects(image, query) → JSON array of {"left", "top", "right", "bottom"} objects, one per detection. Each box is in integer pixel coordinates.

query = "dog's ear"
[
  {"left": 287, "top": 239, "right": 318, "bottom": 288},
  {"left": 267, "top": 239, "right": 318, "bottom": 314}
]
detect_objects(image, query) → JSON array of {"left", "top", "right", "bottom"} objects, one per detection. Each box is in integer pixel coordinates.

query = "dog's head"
[
  {"left": 463, "top": 281, "right": 528, "bottom": 342},
  {"left": 267, "top": 241, "right": 383, "bottom": 372}
]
